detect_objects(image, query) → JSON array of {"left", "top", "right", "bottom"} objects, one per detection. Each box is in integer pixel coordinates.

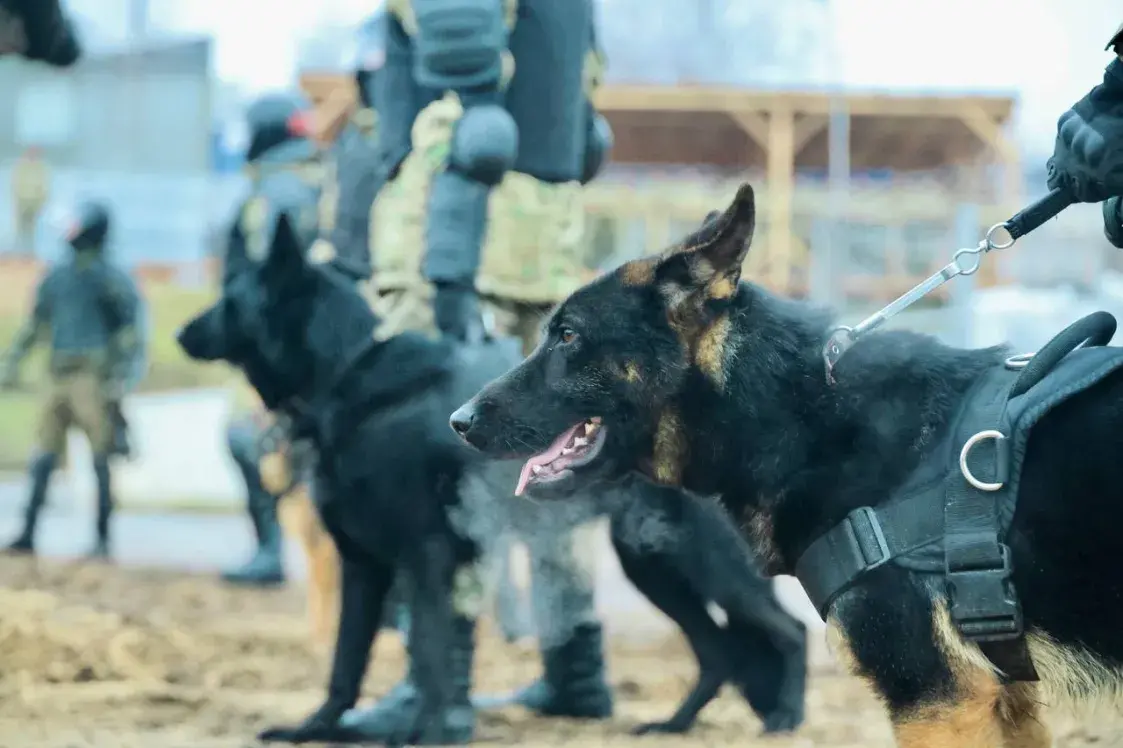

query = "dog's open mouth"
[{"left": 514, "top": 417, "right": 607, "bottom": 496}]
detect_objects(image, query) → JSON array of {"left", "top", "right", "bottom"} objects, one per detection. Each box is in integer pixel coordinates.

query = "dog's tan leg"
[
  {"left": 892, "top": 670, "right": 1004, "bottom": 748},
  {"left": 997, "top": 682, "right": 1052, "bottom": 748}
]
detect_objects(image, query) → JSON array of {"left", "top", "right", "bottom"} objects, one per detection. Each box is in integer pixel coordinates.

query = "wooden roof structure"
[
  {"left": 294, "top": 71, "right": 1023, "bottom": 294},
  {"left": 592, "top": 84, "right": 1021, "bottom": 290}
]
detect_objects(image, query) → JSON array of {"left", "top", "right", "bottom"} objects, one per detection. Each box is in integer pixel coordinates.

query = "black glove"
[
  {"left": 1046, "top": 60, "right": 1123, "bottom": 203},
  {"left": 433, "top": 282, "right": 483, "bottom": 343},
  {"left": 258, "top": 700, "right": 349, "bottom": 744},
  {"left": 1104, "top": 196, "right": 1123, "bottom": 248}
]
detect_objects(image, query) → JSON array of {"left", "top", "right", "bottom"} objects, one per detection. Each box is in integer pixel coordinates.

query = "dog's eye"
[{"left": 559, "top": 327, "right": 578, "bottom": 345}]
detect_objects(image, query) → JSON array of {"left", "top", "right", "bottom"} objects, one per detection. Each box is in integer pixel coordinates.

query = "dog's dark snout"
[{"left": 449, "top": 403, "right": 476, "bottom": 439}]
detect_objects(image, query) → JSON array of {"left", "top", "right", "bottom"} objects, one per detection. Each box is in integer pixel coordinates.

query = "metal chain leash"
[{"left": 822, "top": 187, "right": 1076, "bottom": 383}]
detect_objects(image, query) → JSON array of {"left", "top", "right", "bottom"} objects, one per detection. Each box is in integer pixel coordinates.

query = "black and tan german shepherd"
[
  {"left": 176, "top": 210, "right": 807, "bottom": 743},
  {"left": 452, "top": 182, "right": 1123, "bottom": 747}
]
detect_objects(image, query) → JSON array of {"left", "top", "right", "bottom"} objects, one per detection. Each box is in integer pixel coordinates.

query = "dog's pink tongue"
[{"left": 514, "top": 422, "right": 583, "bottom": 496}]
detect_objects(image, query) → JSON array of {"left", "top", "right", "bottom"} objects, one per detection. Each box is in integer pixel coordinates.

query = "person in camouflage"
[
  {"left": 0, "top": 0, "right": 80, "bottom": 67},
  {"left": 10, "top": 146, "right": 50, "bottom": 255},
  {"left": 340, "top": 2, "right": 616, "bottom": 739},
  {"left": 217, "top": 91, "right": 324, "bottom": 587},
  {"left": 0, "top": 201, "right": 144, "bottom": 559}
]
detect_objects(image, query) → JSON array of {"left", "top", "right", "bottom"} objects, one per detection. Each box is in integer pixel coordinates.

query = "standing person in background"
[
  {"left": 10, "top": 146, "right": 50, "bottom": 256},
  {"left": 218, "top": 91, "right": 323, "bottom": 587},
  {"left": 0, "top": 201, "right": 143, "bottom": 560}
]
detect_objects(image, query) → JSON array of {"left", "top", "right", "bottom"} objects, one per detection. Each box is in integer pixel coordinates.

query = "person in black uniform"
[{"left": 218, "top": 92, "right": 322, "bottom": 587}]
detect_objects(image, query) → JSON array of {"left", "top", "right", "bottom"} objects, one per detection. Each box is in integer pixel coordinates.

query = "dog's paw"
[
  {"left": 759, "top": 705, "right": 804, "bottom": 735},
  {"left": 630, "top": 719, "right": 690, "bottom": 736},
  {"left": 257, "top": 703, "right": 348, "bottom": 744}
]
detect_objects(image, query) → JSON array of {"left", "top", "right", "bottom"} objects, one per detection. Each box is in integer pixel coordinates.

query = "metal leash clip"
[{"left": 822, "top": 187, "right": 1076, "bottom": 384}]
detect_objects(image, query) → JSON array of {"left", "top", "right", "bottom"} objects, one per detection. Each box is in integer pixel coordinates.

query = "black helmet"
[
  {"left": 353, "top": 9, "right": 388, "bottom": 110},
  {"left": 66, "top": 201, "right": 110, "bottom": 252},
  {"left": 245, "top": 91, "right": 317, "bottom": 165}
]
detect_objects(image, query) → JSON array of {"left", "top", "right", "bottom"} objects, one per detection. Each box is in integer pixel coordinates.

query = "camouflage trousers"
[
  {"left": 372, "top": 284, "right": 603, "bottom": 646},
  {"left": 37, "top": 369, "right": 112, "bottom": 455},
  {"left": 12, "top": 203, "right": 40, "bottom": 254}
]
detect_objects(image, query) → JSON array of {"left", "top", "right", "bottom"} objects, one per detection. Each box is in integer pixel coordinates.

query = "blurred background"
[
  {"left": 1, "top": 0, "right": 1120, "bottom": 603},
  {"left": 2, "top": 3, "right": 1123, "bottom": 746}
]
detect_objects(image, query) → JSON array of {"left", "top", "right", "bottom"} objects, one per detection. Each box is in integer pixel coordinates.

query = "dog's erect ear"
[
  {"left": 654, "top": 183, "right": 756, "bottom": 303},
  {"left": 259, "top": 213, "right": 308, "bottom": 284}
]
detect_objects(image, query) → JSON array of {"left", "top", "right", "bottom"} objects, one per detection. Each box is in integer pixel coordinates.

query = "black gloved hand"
[
  {"left": 433, "top": 282, "right": 482, "bottom": 343},
  {"left": 258, "top": 700, "right": 350, "bottom": 744},
  {"left": 1104, "top": 196, "right": 1123, "bottom": 249},
  {"left": 1046, "top": 60, "right": 1123, "bottom": 203}
]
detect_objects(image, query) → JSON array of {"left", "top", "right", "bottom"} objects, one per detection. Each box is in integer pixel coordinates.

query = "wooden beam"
[
  {"left": 766, "top": 104, "right": 795, "bottom": 292},
  {"left": 729, "top": 111, "right": 769, "bottom": 150},
  {"left": 594, "top": 85, "right": 1015, "bottom": 122},
  {"left": 793, "top": 114, "right": 827, "bottom": 153}
]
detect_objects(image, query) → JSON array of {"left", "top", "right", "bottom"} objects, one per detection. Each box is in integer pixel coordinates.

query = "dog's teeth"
[
  {"left": 573, "top": 437, "right": 588, "bottom": 448},
  {"left": 532, "top": 465, "right": 543, "bottom": 474},
  {"left": 561, "top": 448, "right": 574, "bottom": 455}
]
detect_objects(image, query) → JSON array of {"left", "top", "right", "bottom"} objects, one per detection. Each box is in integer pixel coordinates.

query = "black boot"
[
  {"left": 4, "top": 453, "right": 56, "bottom": 555},
  {"left": 339, "top": 615, "right": 476, "bottom": 743},
  {"left": 474, "top": 622, "right": 614, "bottom": 718},
  {"left": 221, "top": 489, "right": 285, "bottom": 586},
  {"left": 86, "top": 455, "right": 113, "bottom": 560},
  {"left": 222, "top": 427, "right": 285, "bottom": 587}
]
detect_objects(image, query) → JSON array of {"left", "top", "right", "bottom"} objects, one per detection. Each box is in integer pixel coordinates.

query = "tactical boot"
[
  {"left": 85, "top": 456, "right": 113, "bottom": 560},
  {"left": 222, "top": 489, "right": 285, "bottom": 586},
  {"left": 339, "top": 615, "right": 476, "bottom": 743},
  {"left": 4, "top": 453, "right": 56, "bottom": 555},
  {"left": 474, "top": 622, "right": 614, "bottom": 718}
]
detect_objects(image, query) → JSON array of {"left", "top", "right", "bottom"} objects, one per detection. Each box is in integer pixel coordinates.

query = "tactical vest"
[{"left": 795, "top": 312, "right": 1123, "bottom": 682}]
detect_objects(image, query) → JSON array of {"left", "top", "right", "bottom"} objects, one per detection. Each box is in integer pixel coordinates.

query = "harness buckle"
[
  {"left": 843, "top": 506, "right": 891, "bottom": 570},
  {"left": 947, "top": 544, "right": 1023, "bottom": 642}
]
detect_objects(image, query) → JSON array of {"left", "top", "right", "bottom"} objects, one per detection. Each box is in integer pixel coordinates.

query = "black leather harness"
[{"left": 796, "top": 312, "right": 1123, "bottom": 682}]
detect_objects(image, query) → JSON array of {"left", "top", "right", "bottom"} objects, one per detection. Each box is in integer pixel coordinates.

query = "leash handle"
[{"left": 1003, "top": 188, "right": 1074, "bottom": 241}]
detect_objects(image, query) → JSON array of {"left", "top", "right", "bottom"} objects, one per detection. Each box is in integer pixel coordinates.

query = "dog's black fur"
[
  {"left": 177, "top": 213, "right": 805, "bottom": 742},
  {"left": 453, "top": 182, "right": 1123, "bottom": 744},
  {"left": 606, "top": 478, "right": 806, "bottom": 734},
  {"left": 178, "top": 216, "right": 513, "bottom": 746}
]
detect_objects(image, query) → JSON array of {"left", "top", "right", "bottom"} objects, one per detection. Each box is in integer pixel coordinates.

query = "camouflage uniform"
[
  {"left": 10, "top": 148, "right": 49, "bottom": 255},
  {"left": 341, "top": 3, "right": 616, "bottom": 737},
  {"left": 0, "top": 201, "right": 144, "bottom": 559}
]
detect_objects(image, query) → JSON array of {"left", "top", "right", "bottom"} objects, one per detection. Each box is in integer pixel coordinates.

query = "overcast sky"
[{"left": 69, "top": 0, "right": 1119, "bottom": 158}]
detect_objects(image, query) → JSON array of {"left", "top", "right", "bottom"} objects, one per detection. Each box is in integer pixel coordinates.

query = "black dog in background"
[
  {"left": 178, "top": 215, "right": 514, "bottom": 746},
  {"left": 177, "top": 214, "right": 806, "bottom": 743}
]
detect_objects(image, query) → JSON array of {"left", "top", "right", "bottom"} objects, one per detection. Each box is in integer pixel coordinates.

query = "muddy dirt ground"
[{"left": 1, "top": 558, "right": 1121, "bottom": 747}]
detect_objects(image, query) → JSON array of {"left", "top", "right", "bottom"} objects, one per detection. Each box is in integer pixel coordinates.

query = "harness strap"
[
  {"left": 795, "top": 499, "right": 942, "bottom": 615},
  {"left": 944, "top": 366, "right": 1037, "bottom": 681}
]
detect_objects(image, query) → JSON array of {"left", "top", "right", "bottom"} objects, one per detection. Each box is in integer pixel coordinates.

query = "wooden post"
[{"left": 766, "top": 104, "right": 795, "bottom": 292}]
